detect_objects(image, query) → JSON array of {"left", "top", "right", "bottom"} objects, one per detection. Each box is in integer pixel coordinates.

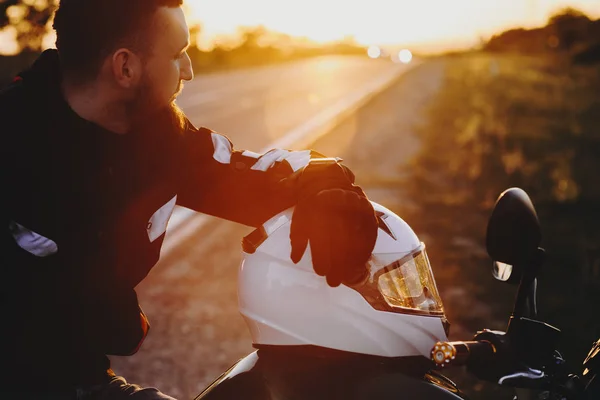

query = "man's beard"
[{"left": 128, "top": 78, "right": 187, "bottom": 135}]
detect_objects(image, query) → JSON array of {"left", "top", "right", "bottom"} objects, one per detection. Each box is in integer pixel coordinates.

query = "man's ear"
[{"left": 111, "top": 48, "right": 142, "bottom": 88}]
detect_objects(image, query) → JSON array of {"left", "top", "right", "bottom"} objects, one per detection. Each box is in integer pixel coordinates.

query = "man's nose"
[{"left": 180, "top": 52, "right": 194, "bottom": 81}]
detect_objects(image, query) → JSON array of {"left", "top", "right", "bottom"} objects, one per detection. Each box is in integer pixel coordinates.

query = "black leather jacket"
[{"left": 0, "top": 49, "right": 316, "bottom": 389}]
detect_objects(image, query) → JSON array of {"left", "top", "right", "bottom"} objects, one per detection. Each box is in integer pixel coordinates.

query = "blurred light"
[
  {"left": 6, "top": 5, "right": 27, "bottom": 23},
  {"left": 398, "top": 49, "right": 413, "bottom": 64},
  {"left": 367, "top": 45, "right": 381, "bottom": 59}
]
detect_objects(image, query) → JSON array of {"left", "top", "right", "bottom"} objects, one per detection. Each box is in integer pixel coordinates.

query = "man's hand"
[{"left": 286, "top": 160, "right": 378, "bottom": 287}]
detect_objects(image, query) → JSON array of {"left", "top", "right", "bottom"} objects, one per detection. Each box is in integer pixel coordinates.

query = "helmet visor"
[{"left": 351, "top": 243, "right": 444, "bottom": 316}]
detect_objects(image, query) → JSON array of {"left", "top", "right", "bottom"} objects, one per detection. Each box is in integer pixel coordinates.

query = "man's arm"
[
  {"left": 173, "top": 122, "right": 379, "bottom": 287},
  {"left": 175, "top": 124, "right": 323, "bottom": 227}
]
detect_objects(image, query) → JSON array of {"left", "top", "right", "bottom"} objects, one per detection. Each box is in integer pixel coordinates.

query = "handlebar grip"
[{"left": 431, "top": 340, "right": 496, "bottom": 368}]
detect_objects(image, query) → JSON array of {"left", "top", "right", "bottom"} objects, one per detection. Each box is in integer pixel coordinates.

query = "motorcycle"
[{"left": 193, "top": 188, "right": 600, "bottom": 400}]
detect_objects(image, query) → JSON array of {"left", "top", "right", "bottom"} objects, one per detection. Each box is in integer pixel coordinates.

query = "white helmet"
[{"left": 238, "top": 202, "right": 449, "bottom": 358}]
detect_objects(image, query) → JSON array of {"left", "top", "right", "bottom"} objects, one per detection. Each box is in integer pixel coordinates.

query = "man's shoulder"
[
  {"left": 0, "top": 80, "right": 27, "bottom": 144},
  {"left": 0, "top": 78, "right": 26, "bottom": 110},
  {"left": 0, "top": 77, "right": 53, "bottom": 132},
  {"left": 0, "top": 78, "right": 55, "bottom": 163},
  {"left": 0, "top": 78, "right": 43, "bottom": 127}
]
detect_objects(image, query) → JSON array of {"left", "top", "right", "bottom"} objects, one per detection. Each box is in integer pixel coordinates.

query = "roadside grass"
[{"left": 398, "top": 52, "right": 600, "bottom": 398}]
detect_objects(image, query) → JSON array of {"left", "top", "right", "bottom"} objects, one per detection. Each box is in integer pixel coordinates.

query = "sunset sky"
[
  {"left": 188, "top": 0, "right": 600, "bottom": 50},
  {"left": 0, "top": 0, "right": 599, "bottom": 54}
]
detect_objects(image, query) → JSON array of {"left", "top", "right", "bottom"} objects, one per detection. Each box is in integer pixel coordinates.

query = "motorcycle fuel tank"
[{"left": 194, "top": 348, "right": 466, "bottom": 400}]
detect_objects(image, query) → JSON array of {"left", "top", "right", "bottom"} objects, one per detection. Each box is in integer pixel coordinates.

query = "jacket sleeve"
[{"left": 175, "top": 124, "right": 324, "bottom": 227}]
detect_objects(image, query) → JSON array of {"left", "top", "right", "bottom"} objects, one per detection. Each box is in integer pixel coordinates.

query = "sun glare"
[
  {"left": 367, "top": 46, "right": 381, "bottom": 59},
  {"left": 398, "top": 49, "right": 413, "bottom": 64}
]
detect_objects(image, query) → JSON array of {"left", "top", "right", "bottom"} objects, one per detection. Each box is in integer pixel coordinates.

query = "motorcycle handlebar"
[{"left": 431, "top": 340, "right": 497, "bottom": 368}]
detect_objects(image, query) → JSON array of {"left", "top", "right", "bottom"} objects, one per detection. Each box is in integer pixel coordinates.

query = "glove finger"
[
  {"left": 295, "top": 188, "right": 378, "bottom": 286},
  {"left": 290, "top": 235, "right": 308, "bottom": 264},
  {"left": 339, "top": 164, "right": 356, "bottom": 183},
  {"left": 342, "top": 263, "right": 370, "bottom": 286},
  {"left": 328, "top": 188, "right": 365, "bottom": 215},
  {"left": 313, "top": 190, "right": 376, "bottom": 283},
  {"left": 326, "top": 271, "right": 343, "bottom": 287},
  {"left": 337, "top": 195, "right": 378, "bottom": 282},
  {"left": 318, "top": 213, "right": 344, "bottom": 281},
  {"left": 324, "top": 220, "right": 345, "bottom": 287},
  {"left": 290, "top": 201, "right": 310, "bottom": 263},
  {"left": 329, "top": 191, "right": 372, "bottom": 248},
  {"left": 310, "top": 216, "right": 333, "bottom": 278},
  {"left": 359, "top": 197, "right": 379, "bottom": 253},
  {"left": 350, "top": 184, "right": 368, "bottom": 200},
  {"left": 329, "top": 211, "right": 370, "bottom": 285}
]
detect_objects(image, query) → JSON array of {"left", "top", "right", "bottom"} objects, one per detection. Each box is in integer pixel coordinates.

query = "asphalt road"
[{"left": 176, "top": 55, "right": 407, "bottom": 151}]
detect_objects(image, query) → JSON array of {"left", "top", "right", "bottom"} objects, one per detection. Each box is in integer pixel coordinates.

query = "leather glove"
[{"left": 287, "top": 159, "right": 378, "bottom": 287}]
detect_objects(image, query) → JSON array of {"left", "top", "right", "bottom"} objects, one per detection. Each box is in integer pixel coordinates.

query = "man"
[{"left": 0, "top": 0, "right": 378, "bottom": 399}]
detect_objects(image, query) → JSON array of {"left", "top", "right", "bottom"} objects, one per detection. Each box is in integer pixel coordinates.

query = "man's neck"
[{"left": 60, "top": 80, "right": 132, "bottom": 135}]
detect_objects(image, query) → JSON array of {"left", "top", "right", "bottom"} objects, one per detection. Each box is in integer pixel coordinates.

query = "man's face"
[{"left": 131, "top": 6, "right": 193, "bottom": 121}]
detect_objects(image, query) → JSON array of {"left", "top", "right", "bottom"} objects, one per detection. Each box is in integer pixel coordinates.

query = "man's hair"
[{"left": 53, "top": 0, "right": 183, "bottom": 82}]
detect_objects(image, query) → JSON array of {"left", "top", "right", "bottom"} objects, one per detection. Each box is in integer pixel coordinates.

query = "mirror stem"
[
  {"left": 510, "top": 248, "right": 544, "bottom": 320},
  {"left": 512, "top": 271, "right": 533, "bottom": 319}
]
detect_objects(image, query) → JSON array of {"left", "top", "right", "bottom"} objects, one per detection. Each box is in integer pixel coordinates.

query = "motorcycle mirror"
[{"left": 486, "top": 188, "right": 541, "bottom": 283}]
